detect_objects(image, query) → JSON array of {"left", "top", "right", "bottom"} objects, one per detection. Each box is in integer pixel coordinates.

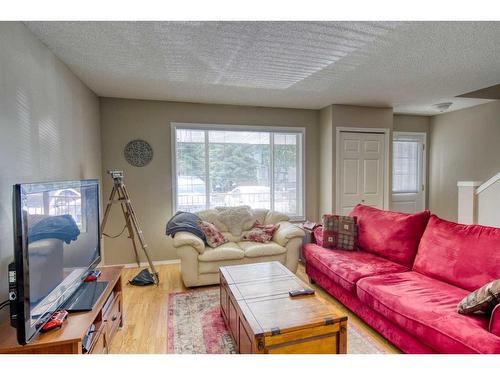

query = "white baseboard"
[{"left": 106, "top": 259, "right": 181, "bottom": 269}]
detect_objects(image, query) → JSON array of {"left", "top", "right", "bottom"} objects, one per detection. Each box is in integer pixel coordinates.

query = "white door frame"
[
  {"left": 335, "top": 127, "right": 391, "bottom": 214},
  {"left": 391, "top": 131, "right": 427, "bottom": 211}
]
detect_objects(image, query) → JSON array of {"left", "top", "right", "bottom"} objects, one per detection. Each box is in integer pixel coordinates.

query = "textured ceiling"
[{"left": 25, "top": 21, "right": 500, "bottom": 115}]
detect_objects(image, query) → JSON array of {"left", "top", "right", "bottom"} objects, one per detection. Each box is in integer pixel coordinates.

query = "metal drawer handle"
[{"left": 112, "top": 315, "right": 118, "bottom": 322}]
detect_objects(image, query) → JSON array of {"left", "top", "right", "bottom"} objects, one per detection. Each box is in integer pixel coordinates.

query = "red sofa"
[{"left": 303, "top": 204, "right": 500, "bottom": 354}]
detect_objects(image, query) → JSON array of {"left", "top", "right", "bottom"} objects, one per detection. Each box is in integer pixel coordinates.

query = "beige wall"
[
  {"left": 393, "top": 114, "right": 431, "bottom": 208},
  {"left": 318, "top": 106, "right": 333, "bottom": 216},
  {"left": 319, "top": 105, "right": 394, "bottom": 215},
  {"left": 332, "top": 104, "right": 393, "bottom": 129},
  {"left": 393, "top": 114, "right": 430, "bottom": 134},
  {"left": 100, "top": 98, "right": 319, "bottom": 265},
  {"left": 0, "top": 23, "right": 101, "bottom": 321},
  {"left": 429, "top": 101, "right": 500, "bottom": 221}
]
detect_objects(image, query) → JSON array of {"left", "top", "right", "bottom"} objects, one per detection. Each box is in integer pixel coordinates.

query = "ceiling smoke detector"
[{"left": 433, "top": 102, "right": 453, "bottom": 112}]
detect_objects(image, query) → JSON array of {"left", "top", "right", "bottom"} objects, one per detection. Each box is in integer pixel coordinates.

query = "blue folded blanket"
[
  {"left": 28, "top": 214, "right": 81, "bottom": 244},
  {"left": 166, "top": 211, "right": 205, "bottom": 241}
]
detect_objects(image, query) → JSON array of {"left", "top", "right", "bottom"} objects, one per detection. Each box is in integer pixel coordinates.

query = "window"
[
  {"left": 392, "top": 135, "right": 423, "bottom": 193},
  {"left": 173, "top": 124, "right": 304, "bottom": 219},
  {"left": 25, "top": 187, "right": 86, "bottom": 231}
]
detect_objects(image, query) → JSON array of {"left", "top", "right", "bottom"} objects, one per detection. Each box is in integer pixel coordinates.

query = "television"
[{"left": 10, "top": 179, "right": 101, "bottom": 345}]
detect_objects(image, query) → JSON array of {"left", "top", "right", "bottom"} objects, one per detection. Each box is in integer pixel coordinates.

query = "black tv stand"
[{"left": 63, "top": 281, "right": 109, "bottom": 312}]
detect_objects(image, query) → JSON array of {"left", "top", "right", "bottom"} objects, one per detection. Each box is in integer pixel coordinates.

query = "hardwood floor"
[{"left": 108, "top": 262, "right": 401, "bottom": 354}]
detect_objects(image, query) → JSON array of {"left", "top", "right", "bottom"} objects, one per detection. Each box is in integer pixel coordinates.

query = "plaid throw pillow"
[{"left": 322, "top": 214, "right": 358, "bottom": 251}]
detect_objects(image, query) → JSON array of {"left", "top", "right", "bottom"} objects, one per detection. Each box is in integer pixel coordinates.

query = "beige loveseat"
[{"left": 173, "top": 206, "right": 305, "bottom": 287}]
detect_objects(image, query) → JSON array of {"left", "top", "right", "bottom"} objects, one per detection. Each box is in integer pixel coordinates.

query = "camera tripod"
[{"left": 101, "top": 170, "right": 159, "bottom": 286}]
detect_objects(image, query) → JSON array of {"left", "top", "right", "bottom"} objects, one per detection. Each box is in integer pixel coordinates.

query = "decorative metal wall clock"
[{"left": 124, "top": 139, "right": 153, "bottom": 167}]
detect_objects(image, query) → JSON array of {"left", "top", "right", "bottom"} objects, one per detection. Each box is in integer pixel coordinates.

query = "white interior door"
[
  {"left": 391, "top": 132, "right": 426, "bottom": 213},
  {"left": 338, "top": 131, "right": 386, "bottom": 215}
]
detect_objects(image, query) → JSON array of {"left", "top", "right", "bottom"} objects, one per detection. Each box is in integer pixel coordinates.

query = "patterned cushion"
[
  {"left": 313, "top": 225, "right": 323, "bottom": 246},
  {"left": 457, "top": 279, "right": 500, "bottom": 315},
  {"left": 322, "top": 214, "right": 358, "bottom": 251},
  {"left": 242, "top": 223, "right": 279, "bottom": 243},
  {"left": 199, "top": 221, "right": 228, "bottom": 248}
]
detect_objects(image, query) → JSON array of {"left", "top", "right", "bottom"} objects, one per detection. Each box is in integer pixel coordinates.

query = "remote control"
[
  {"left": 289, "top": 288, "right": 315, "bottom": 297},
  {"left": 40, "top": 310, "right": 68, "bottom": 332},
  {"left": 84, "top": 269, "right": 101, "bottom": 282}
]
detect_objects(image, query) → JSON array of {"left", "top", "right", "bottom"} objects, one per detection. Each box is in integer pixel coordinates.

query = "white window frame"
[{"left": 171, "top": 122, "right": 306, "bottom": 221}]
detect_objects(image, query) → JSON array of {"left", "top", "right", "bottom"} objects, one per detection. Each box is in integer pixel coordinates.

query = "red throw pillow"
[
  {"left": 313, "top": 226, "right": 323, "bottom": 246},
  {"left": 350, "top": 204, "right": 430, "bottom": 267},
  {"left": 199, "top": 220, "right": 228, "bottom": 248},
  {"left": 242, "top": 223, "right": 279, "bottom": 243},
  {"left": 321, "top": 214, "right": 358, "bottom": 250},
  {"left": 413, "top": 215, "right": 500, "bottom": 291}
]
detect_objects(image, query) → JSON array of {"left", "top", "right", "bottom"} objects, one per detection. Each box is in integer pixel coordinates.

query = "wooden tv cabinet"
[{"left": 0, "top": 266, "right": 124, "bottom": 354}]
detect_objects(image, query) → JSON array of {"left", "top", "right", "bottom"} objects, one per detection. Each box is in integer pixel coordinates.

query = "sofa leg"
[{"left": 308, "top": 276, "right": 316, "bottom": 285}]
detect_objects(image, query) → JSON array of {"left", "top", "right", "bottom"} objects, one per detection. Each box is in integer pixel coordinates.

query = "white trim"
[
  {"left": 172, "top": 122, "right": 305, "bottom": 133},
  {"left": 457, "top": 181, "right": 483, "bottom": 187},
  {"left": 170, "top": 123, "right": 178, "bottom": 215},
  {"left": 111, "top": 259, "right": 181, "bottom": 269},
  {"left": 204, "top": 130, "right": 210, "bottom": 207},
  {"left": 170, "top": 122, "right": 306, "bottom": 220},
  {"left": 392, "top": 131, "right": 427, "bottom": 210},
  {"left": 270, "top": 132, "right": 275, "bottom": 212},
  {"left": 335, "top": 127, "right": 390, "bottom": 214},
  {"left": 476, "top": 172, "right": 500, "bottom": 194}
]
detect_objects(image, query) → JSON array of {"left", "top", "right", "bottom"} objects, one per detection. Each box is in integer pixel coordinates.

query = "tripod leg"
[
  {"left": 121, "top": 185, "right": 159, "bottom": 285},
  {"left": 118, "top": 187, "right": 141, "bottom": 268},
  {"left": 101, "top": 187, "right": 117, "bottom": 235}
]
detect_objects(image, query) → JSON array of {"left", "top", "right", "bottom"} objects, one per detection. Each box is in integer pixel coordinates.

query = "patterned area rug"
[{"left": 167, "top": 287, "right": 389, "bottom": 354}]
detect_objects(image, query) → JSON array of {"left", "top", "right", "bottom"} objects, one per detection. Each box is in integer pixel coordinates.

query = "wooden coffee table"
[{"left": 219, "top": 261, "right": 347, "bottom": 354}]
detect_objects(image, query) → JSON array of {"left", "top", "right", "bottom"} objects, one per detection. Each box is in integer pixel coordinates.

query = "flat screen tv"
[{"left": 11, "top": 179, "right": 101, "bottom": 345}]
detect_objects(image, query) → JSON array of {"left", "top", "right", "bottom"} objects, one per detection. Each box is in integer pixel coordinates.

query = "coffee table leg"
[{"left": 338, "top": 320, "right": 347, "bottom": 354}]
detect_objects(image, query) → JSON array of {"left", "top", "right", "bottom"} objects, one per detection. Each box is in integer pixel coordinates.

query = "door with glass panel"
[{"left": 391, "top": 132, "right": 426, "bottom": 213}]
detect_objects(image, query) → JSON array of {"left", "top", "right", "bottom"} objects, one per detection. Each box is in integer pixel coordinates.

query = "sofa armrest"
[
  {"left": 173, "top": 231, "right": 205, "bottom": 253},
  {"left": 489, "top": 304, "right": 500, "bottom": 337},
  {"left": 273, "top": 222, "right": 305, "bottom": 247}
]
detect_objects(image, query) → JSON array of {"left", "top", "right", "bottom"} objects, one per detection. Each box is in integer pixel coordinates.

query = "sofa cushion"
[
  {"left": 356, "top": 272, "right": 500, "bottom": 354},
  {"left": 197, "top": 242, "right": 244, "bottom": 262},
  {"left": 196, "top": 209, "right": 229, "bottom": 232},
  {"left": 238, "top": 241, "right": 286, "bottom": 258},
  {"left": 214, "top": 206, "right": 256, "bottom": 236},
  {"left": 264, "top": 210, "right": 289, "bottom": 225},
  {"left": 302, "top": 243, "right": 408, "bottom": 293},
  {"left": 349, "top": 204, "right": 430, "bottom": 267},
  {"left": 413, "top": 215, "right": 500, "bottom": 291}
]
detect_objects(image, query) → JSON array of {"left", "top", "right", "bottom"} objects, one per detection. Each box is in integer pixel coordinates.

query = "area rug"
[{"left": 167, "top": 287, "right": 389, "bottom": 354}]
